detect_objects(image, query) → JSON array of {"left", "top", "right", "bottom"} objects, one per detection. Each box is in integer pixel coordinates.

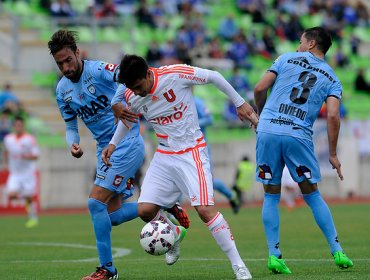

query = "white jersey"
[
  {"left": 4, "top": 133, "right": 39, "bottom": 176},
  {"left": 124, "top": 65, "right": 244, "bottom": 153}
]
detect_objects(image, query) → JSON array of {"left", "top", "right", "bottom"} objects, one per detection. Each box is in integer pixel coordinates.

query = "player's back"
[{"left": 257, "top": 52, "right": 342, "bottom": 140}]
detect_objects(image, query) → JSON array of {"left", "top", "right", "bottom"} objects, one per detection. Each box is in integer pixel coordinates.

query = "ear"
[
  {"left": 75, "top": 48, "right": 80, "bottom": 57},
  {"left": 308, "top": 39, "right": 316, "bottom": 50}
]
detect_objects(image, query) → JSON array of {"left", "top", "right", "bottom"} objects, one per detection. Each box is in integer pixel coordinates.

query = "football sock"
[
  {"left": 109, "top": 202, "right": 138, "bottom": 226},
  {"left": 88, "top": 198, "right": 116, "bottom": 274},
  {"left": 207, "top": 212, "right": 245, "bottom": 267},
  {"left": 213, "top": 179, "right": 233, "bottom": 199},
  {"left": 26, "top": 200, "right": 38, "bottom": 220},
  {"left": 303, "top": 190, "right": 343, "bottom": 254},
  {"left": 262, "top": 193, "right": 282, "bottom": 257},
  {"left": 152, "top": 209, "right": 179, "bottom": 238}
]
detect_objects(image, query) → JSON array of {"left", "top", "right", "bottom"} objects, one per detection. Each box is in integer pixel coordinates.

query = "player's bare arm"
[
  {"left": 236, "top": 102, "right": 259, "bottom": 128},
  {"left": 254, "top": 71, "right": 276, "bottom": 115},
  {"left": 71, "top": 143, "right": 83, "bottom": 158},
  {"left": 326, "top": 96, "right": 343, "bottom": 180},
  {"left": 101, "top": 144, "right": 116, "bottom": 167},
  {"left": 112, "top": 102, "right": 138, "bottom": 125}
]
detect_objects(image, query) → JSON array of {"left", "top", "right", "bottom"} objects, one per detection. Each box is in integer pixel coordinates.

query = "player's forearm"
[
  {"left": 65, "top": 121, "right": 80, "bottom": 148},
  {"left": 254, "top": 88, "right": 267, "bottom": 115},
  {"left": 327, "top": 112, "right": 340, "bottom": 156},
  {"left": 110, "top": 121, "right": 130, "bottom": 146},
  {"left": 207, "top": 70, "right": 245, "bottom": 107}
]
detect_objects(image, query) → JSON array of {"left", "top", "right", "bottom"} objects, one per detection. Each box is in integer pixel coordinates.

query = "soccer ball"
[{"left": 140, "top": 220, "right": 175, "bottom": 256}]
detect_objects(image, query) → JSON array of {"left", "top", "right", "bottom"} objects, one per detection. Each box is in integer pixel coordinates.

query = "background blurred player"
[
  {"left": 3, "top": 116, "right": 39, "bottom": 228},
  {"left": 281, "top": 165, "right": 301, "bottom": 210},
  {"left": 48, "top": 29, "right": 145, "bottom": 280},
  {"left": 104, "top": 54, "right": 259, "bottom": 279},
  {"left": 254, "top": 26, "right": 353, "bottom": 274},
  {"left": 232, "top": 155, "right": 254, "bottom": 205}
]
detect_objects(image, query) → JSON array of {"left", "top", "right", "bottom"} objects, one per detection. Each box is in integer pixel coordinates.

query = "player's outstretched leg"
[
  {"left": 82, "top": 266, "right": 118, "bottom": 280},
  {"left": 166, "top": 202, "right": 190, "bottom": 229},
  {"left": 333, "top": 251, "right": 353, "bottom": 269}
]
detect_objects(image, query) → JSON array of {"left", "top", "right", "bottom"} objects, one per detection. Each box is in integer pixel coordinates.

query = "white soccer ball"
[{"left": 140, "top": 220, "right": 175, "bottom": 256}]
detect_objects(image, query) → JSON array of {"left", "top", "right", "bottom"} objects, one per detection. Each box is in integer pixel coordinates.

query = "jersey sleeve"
[
  {"left": 111, "top": 83, "right": 127, "bottom": 106},
  {"left": 90, "top": 61, "right": 119, "bottom": 83},
  {"left": 268, "top": 54, "right": 288, "bottom": 75},
  {"left": 327, "top": 77, "right": 343, "bottom": 100}
]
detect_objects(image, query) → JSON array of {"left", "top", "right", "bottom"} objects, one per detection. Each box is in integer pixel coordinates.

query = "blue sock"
[
  {"left": 88, "top": 198, "right": 115, "bottom": 274},
  {"left": 213, "top": 178, "right": 232, "bottom": 199},
  {"left": 262, "top": 193, "right": 282, "bottom": 257},
  {"left": 303, "top": 190, "right": 342, "bottom": 254},
  {"left": 109, "top": 202, "right": 139, "bottom": 226}
]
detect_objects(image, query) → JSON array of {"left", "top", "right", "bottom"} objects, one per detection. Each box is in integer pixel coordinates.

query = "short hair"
[
  {"left": 14, "top": 115, "right": 25, "bottom": 123},
  {"left": 48, "top": 30, "right": 79, "bottom": 56},
  {"left": 118, "top": 54, "right": 148, "bottom": 88},
  {"left": 303, "top": 27, "right": 332, "bottom": 55}
]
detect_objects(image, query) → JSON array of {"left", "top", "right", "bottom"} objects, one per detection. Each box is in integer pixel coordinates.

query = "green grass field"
[{"left": 1, "top": 204, "right": 369, "bottom": 279}]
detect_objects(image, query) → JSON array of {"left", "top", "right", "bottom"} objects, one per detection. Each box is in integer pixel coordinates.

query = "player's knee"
[
  {"left": 87, "top": 198, "right": 106, "bottom": 214},
  {"left": 195, "top": 205, "right": 218, "bottom": 223},
  {"left": 138, "top": 203, "right": 157, "bottom": 222}
]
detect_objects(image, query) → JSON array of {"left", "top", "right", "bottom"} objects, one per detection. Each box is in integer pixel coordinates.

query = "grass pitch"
[{"left": 0, "top": 203, "right": 369, "bottom": 279}]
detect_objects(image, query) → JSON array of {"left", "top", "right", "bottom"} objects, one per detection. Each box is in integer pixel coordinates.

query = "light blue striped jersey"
[{"left": 257, "top": 52, "right": 342, "bottom": 140}]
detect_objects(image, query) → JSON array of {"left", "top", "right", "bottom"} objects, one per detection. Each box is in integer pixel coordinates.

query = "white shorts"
[
  {"left": 6, "top": 173, "right": 37, "bottom": 197},
  {"left": 138, "top": 144, "right": 214, "bottom": 208}
]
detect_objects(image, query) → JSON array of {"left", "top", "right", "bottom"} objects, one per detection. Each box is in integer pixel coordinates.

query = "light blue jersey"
[
  {"left": 56, "top": 60, "right": 144, "bottom": 194},
  {"left": 257, "top": 52, "right": 342, "bottom": 140}
]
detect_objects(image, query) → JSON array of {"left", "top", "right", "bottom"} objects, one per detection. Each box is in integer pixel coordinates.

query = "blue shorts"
[
  {"left": 95, "top": 135, "right": 145, "bottom": 200},
  {"left": 256, "top": 132, "right": 321, "bottom": 185}
]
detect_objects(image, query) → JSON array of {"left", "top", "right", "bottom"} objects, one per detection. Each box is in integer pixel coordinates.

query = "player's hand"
[
  {"left": 71, "top": 143, "right": 83, "bottom": 158},
  {"left": 236, "top": 102, "right": 259, "bottom": 129},
  {"left": 329, "top": 155, "right": 343, "bottom": 180},
  {"left": 112, "top": 103, "right": 138, "bottom": 124},
  {"left": 101, "top": 144, "right": 116, "bottom": 167}
]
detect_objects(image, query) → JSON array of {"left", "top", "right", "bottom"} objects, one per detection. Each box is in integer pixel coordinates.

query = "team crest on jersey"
[
  {"left": 258, "top": 164, "right": 272, "bottom": 180},
  {"left": 87, "top": 84, "right": 96, "bottom": 95},
  {"left": 296, "top": 165, "right": 311, "bottom": 179},
  {"left": 113, "top": 175, "right": 124, "bottom": 187},
  {"left": 105, "top": 63, "right": 117, "bottom": 72}
]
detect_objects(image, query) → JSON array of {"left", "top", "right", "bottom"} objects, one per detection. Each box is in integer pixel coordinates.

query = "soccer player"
[
  {"left": 48, "top": 30, "right": 145, "bottom": 280},
  {"left": 103, "top": 54, "right": 259, "bottom": 279},
  {"left": 3, "top": 116, "right": 39, "bottom": 228},
  {"left": 194, "top": 95, "right": 241, "bottom": 213},
  {"left": 254, "top": 26, "right": 353, "bottom": 274}
]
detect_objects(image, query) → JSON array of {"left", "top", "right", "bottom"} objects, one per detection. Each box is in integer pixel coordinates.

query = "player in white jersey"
[
  {"left": 103, "top": 55, "right": 259, "bottom": 280},
  {"left": 3, "top": 116, "right": 39, "bottom": 228}
]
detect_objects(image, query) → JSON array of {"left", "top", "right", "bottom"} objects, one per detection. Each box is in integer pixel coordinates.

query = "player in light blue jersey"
[
  {"left": 194, "top": 96, "right": 241, "bottom": 213},
  {"left": 254, "top": 27, "right": 353, "bottom": 275},
  {"left": 48, "top": 30, "right": 145, "bottom": 280}
]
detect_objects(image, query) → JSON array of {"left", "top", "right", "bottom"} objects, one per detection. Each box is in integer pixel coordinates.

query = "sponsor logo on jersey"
[
  {"left": 105, "top": 63, "right": 117, "bottom": 72},
  {"left": 61, "top": 89, "right": 73, "bottom": 98},
  {"left": 143, "top": 105, "right": 148, "bottom": 113},
  {"left": 87, "top": 84, "right": 96, "bottom": 94},
  {"left": 178, "top": 73, "right": 206, "bottom": 83},
  {"left": 84, "top": 76, "right": 93, "bottom": 84},
  {"left": 65, "top": 96, "right": 72, "bottom": 103},
  {"left": 113, "top": 175, "right": 124, "bottom": 187},
  {"left": 148, "top": 102, "right": 188, "bottom": 125},
  {"left": 287, "top": 59, "right": 335, "bottom": 82},
  {"left": 76, "top": 94, "right": 109, "bottom": 120},
  {"left": 258, "top": 164, "right": 272, "bottom": 180},
  {"left": 96, "top": 174, "right": 106, "bottom": 180}
]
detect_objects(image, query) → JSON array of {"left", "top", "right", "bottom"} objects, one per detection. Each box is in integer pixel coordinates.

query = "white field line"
[{"left": 2, "top": 242, "right": 370, "bottom": 264}]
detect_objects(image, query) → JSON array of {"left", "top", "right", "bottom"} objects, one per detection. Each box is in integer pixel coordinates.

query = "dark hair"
[
  {"left": 48, "top": 30, "right": 79, "bottom": 56},
  {"left": 118, "top": 54, "right": 148, "bottom": 88},
  {"left": 303, "top": 27, "right": 332, "bottom": 55},
  {"left": 14, "top": 115, "right": 25, "bottom": 122}
]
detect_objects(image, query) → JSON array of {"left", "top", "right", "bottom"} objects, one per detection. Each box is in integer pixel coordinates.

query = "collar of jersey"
[{"left": 149, "top": 68, "right": 158, "bottom": 94}]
